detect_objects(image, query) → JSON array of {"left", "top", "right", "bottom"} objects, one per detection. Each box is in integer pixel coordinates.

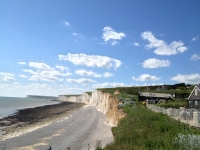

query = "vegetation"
[
  {"left": 98, "top": 83, "right": 193, "bottom": 100},
  {"left": 118, "top": 97, "right": 136, "bottom": 109},
  {"left": 101, "top": 83, "right": 199, "bottom": 149},
  {"left": 157, "top": 99, "right": 187, "bottom": 109},
  {"left": 64, "top": 94, "right": 81, "bottom": 97},
  {"left": 86, "top": 92, "right": 92, "bottom": 96},
  {"left": 104, "top": 103, "right": 200, "bottom": 150}
]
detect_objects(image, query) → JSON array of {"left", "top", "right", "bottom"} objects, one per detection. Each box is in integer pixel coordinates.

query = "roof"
[
  {"left": 188, "top": 84, "right": 200, "bottom": 100},
  {"left": 138, "top": 92, "right": 173, "bottom": 98}
]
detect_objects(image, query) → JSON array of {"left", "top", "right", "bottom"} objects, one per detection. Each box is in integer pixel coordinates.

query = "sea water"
[{"left": 0, "top": 96, "right": 60, "bottom": 119}]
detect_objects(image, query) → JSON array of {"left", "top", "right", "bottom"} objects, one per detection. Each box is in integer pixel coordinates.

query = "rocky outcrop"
[{"left": 58, "top": 90, "right": 125, "bottom": 126}]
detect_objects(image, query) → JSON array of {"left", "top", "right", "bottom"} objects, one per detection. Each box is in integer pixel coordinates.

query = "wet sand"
[{"left": 0, "top": 101, "right": 84, "bottom": 141}]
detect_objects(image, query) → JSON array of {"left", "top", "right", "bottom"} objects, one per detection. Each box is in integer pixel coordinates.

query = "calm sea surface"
[{"left": 0, "top": 96, "right": 60, "bottom": 119}]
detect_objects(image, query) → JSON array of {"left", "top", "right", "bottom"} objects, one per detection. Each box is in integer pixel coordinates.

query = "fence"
[{"left": 147, "top": 104, "right": 200, "bottom": 127}]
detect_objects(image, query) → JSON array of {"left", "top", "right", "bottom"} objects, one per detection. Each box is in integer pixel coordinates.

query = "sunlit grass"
[{"left": 104, "top": 103, "right": 200, "bottom": 150}]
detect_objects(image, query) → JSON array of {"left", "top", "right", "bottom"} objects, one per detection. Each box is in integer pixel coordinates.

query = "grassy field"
[{"left": 104, "top": 103, "right": 200, "bottom": 150}]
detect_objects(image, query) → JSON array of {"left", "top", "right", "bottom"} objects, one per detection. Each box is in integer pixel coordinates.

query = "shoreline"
[
  {"left": 0, "top": 101, "right": 84, "bottom": 141},
  {"left": 0, "top": 105, "right": 114, "bottom": 149}
]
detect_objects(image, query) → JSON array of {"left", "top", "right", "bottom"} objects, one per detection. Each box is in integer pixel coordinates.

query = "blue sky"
[{"left": 0, "top": 0, "right": 200, "bottom": 97}]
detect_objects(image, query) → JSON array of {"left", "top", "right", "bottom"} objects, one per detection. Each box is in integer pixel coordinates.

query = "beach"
[
  {"left": 0, "top": 102, "right": 114, "bottom": 149},
  {"left": 0, "top": 101, "right": 83, "bottom": 140}
]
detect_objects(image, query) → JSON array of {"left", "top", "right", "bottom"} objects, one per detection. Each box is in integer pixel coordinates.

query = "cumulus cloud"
[
  {"left": 18, "top": 75, "right": 29, "bottom": 78},
  {"left": 0, "top": 72, "right": 16, "bottom": 81},
  {"left": 64, "top": 21, "right": 70, "bottom": 27},
  {"left": 103, "top": 72, "right": 113, "bottom": 78},
  {"left": 66, "top": 78, "right": 96, "bottom": 85},
  {"left": 58, "top": 53, "right": 122, "bottom": 70},
  {"left": 102, "top": 26, "right": 126, "bottom": 45},
  {"left": 190, "top": 54, "right": 200, "bottom": 61},
  {"left": 75, "top": 69, "right": 102, "bottom": 78},
  {"left": 171, "top": 74, "right": 200, "bottom": 84},
  {"left": 142, "top": 58, "right": 171, "bottom": 68},
  {"left": 191, "top": 36, "right": 199, "bottom": 42},
  {"left": 18, "top": 62, "right": 26, "bottom": 65},
  {"left": 29, "top": 62, "right": 53, "bottom": 70},
  {"left": 55, "top": 65, "right": 69, "bottom": 71},
  {"left": 23, "top": 62, "right": 72, "bottom": 82},
  {"left": 141, "top": 31, "right": 187, "bottom": 55},
  {"left": 23, "top": 69, "right": 71, "bottom": 82},
  {"left": 132, "top": 74, "right": 161, "bottom": 81},
  {"left": 93, "top": 82, "right": 131, "bottom": 88},
  {"left": 133, "top": 42, "right": 140, "bottom": 46}
]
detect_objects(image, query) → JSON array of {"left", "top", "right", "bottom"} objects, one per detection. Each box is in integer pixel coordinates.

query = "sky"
[{"left": 0, "top": 0, "right": 200, "bottom": 97}]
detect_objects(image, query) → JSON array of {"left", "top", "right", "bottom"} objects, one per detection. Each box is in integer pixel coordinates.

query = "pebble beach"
[{"left": 0, "top": 102, "right": 114, "bottom": 150}]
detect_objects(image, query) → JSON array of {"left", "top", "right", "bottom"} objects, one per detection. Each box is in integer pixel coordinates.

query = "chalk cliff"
[{"left": 58, "top": 90, "right": 125, "bottom": 126}]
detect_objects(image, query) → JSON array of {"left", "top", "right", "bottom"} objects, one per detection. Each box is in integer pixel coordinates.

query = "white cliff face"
[
  {"left": 58, "top": 95, "right": 69, "bottom": 101},
  {"left": 58, "top": 90, "right": 125, "bottom": 126}
]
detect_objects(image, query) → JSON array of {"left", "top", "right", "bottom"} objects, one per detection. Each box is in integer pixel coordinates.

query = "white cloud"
[
  {"left": 191, "top": 36, "right": 199, "bottom": 42},
  {"left": 18, "top": 75, "right": 29, "bottom": 78},
  {"left": 29, "top": 62, "right": 53, "bottom": 70},
  {"left": 66, "top": 78, "right": 96, "bottom": 85},
  {"left": 142, "top": 58, "right": 171, "bottom": 68},
  {"left": 23, "top": 69, "right": 71, "bottom": 82},
  {"left": 190, "top": 54, "right": 200, "bottom": 61},
  {"left": 133, "top": 42, "right": 140, "bottom": 46},
  {"left": 103, "top": 72, "right": 113, "bottom": 78},
  {"left": 18, "top": 62, "right": 26, "bottom": 65},
  {"left": 58, "top": 53, "right": 122, "bottom": 70},
  {"left": 102, "top": 26, "right": 126, "bottom": 45},
  {"left": 93, "top": 82, "right": 131, "bottom": 88},
  {"left": 64, "top": 21, "right": 70, "bottom": 27},
  {"left": 75, "top": 69, "right": 102, "bottom": 78},
  {"left": 55, "top": 65, "right": 69, "bottom": 71},
  {"left": 141, "top": 31, "right": 187, "bottom": 55},
  {"left": 171, "top": 74, "right": 200, "bottom": 84},
  {"left": 23, "top": 62, "right": 72, "bottom": 82},
  {"left": 132, "top": 74, "right": 161, "bottom": 81},
  {"left": 0, "top": 72, "right": 16, "bottom": 81},
  {"left": 73, "top": 33, "right": 84, "bottom": 38}
]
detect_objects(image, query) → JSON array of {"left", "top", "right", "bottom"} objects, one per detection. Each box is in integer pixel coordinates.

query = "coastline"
[
  {"left": 0, "top": 105, "right": 114, "bottom": 149},
  {"left": 0, "top": 101, "right": 84, "bottom": 141}
]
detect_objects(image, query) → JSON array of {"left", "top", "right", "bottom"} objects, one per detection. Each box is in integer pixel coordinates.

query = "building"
[
  {"left": 187, "top": 84, "right": 200, "bottom": 109},
  {"left": 138, "top": 92, "right": 173, "bottom": 103}
]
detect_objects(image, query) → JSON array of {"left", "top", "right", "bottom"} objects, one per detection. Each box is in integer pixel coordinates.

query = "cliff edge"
[{"left": 58, "top": 90, "right": 124, "bottom": 126}]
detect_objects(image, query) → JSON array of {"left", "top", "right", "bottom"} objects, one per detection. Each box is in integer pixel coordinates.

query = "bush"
[{"left": 174, "top": 133, "right": 200, "bottom": 150}]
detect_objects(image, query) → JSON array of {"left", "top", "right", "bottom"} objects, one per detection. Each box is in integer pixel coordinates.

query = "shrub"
[{"left": 174, "top": 133, "right": 200, "bottom": 150}]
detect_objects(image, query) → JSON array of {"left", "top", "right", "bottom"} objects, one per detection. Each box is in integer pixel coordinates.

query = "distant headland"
[{"left": 26, "top": 95, "right": 58, "bottom": 99}]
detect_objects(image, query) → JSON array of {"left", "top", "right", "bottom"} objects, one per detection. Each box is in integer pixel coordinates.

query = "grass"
[
  {"left": 104, "top": 103, "right": 200, "bottom": 150},
  {"left": 98, "top": 86, "right": 192, "bottom": 100},
  {"left": 64, "top": 94, "right": 81, "bottom": 97},
  {"left": 157, "top": 100, "right": 187, "bottom": 109},
  {"left": 85, "top": 92, "right": 92, "bottom": 96}
]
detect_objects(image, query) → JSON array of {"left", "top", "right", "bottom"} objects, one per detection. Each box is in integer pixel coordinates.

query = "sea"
[{"left": 0, "top": 96, "right": 60, "bottom": 119}]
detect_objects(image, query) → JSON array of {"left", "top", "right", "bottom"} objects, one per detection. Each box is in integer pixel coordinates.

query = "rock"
[
  {"left": 114, "top": 90, "right": 121, "bottom": 95},
  {"left": 58, "top": 90, "right": 125, "bottom": 126}
]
